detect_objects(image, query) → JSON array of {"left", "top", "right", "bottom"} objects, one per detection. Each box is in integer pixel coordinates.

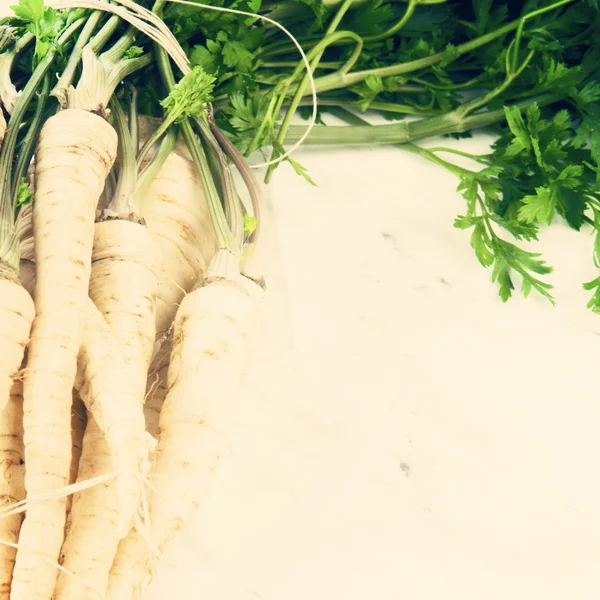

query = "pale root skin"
[
  {"left": 0, "top": 270, "right": 34, "bottom": 421},
  {"left": 89, "top": 220, "right": 159, "bottom": 398},
  {"left": 11, "top": 109, "right": 118, "bottom": 600},
  {"left": 76, "top": 297, "right": 155, "bottom": 529},
  {"left": 0, "top": 109, "right": 5, "bottom": 145},
  {"left": 55, "top": 218, "right": 159, "bottom": 598},
  {"left": 53, "top": 298, "right": 154, "bottom": 599},
  {"left": 0, "top": 379, "right": 25, "bottom": 599},
  {"left": 19, "top": 243, "right": 153, "bottom": 531},
  {"left": 142, "top": 152, "right": 217, "bottom": 338},
  {"left": 144, "top": 334, "right": 172, "bottom": 441},
  {"left": 103, "top": 336, "right": 172, "bottom": 600},
  {"left": 54, "top": 417, "right": 120, "bottom": 600},
  {"left": 15, "top": 205, "right": 34, "bottom": 263},
  {"left": 137, "top": 116, "right": 191, "bottom": 165},
  {"left": 96, "top": 336, "right": 173, "bottom": 600},
  {"left": 106, "top": 275, "right": 263, "bottom": 599},
  {"left": 66, "top": 393, "right": 86, "bottom": 515}
]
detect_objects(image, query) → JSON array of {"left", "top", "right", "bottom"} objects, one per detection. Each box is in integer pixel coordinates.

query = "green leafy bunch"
[
  {"left": 160, "top": 65, "right": 216, "bottom": 122},
  {"left": 10, "top": 0, "right": 63, "bottom": 63},
  {"left": 165, "top": 0, "right": 263, "bottom": 94},
  {"left": 452, "top": 97, "right": 600, "bottom": 305}
]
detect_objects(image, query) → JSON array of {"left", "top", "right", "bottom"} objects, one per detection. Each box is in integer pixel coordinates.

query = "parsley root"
[{"left": 11, "top": 109, "right": 117, "bottom": 600}]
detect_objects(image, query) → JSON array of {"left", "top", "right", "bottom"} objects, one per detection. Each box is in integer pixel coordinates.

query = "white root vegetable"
[
  {"left": 18, "top": 261, "right": 86, "bottom": 525},
  {"left": 11, "top": 109, "right": 117, "bottom": 600},
  {"left": 76, "top": 298, "right": 155, "bottom": 526},
  {"left": 0, "top": 108, "right": 6, "bottom": 147},
  {"left": 107, "top": 263, "right": 263, "bottom": 599},
  {"left": 0, "top": 268, "right": 34, "bottom": 421},
  {"left": 54, "top": 417, "right": 119, "bottom": 600},
  {"left": 0, "top": 379, "right": 25, "bottom": 599},
  {"left": 15, "top": 205, "right": 33, "bottom": 262},
  {"left": 17, "top": 160, "right": 152, "bottom": 529},
  {"left": 89, "top": 220, "right": 159, "bottom": 397},
  {"left": 66, "top": 393, "right": 86, "bottom": 515},
  {"left": 144, "top": 334, "right": 172, "bottom": 441},
  {"left": 137, "top": 116, "right": 191, "bottom": 165},
  {"left": 53, "top": 296, "right": 155, "bottom": 600},
  {"left": 54, "top": 105, "right": 162, "bottom": 597},
  {"left": 77, "top": 334, "right": 174, "bottom": 600},
  {"left": 142, "top": 151, "right": 217, "bottom": 338}
]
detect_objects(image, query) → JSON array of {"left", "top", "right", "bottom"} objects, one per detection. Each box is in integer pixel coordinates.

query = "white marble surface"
[{"left": 149, "top": 135, "right": 600, "bottom": 599}]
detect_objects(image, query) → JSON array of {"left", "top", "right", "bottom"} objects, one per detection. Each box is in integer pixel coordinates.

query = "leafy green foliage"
[
  {"left": 243, "top": 213, "right": 257, "bottom": 236},
  {"left": 447, "top": 97, "right": 600, "bottom": 305},
  {"left": 160, "top": 0, "right": 600, "bottom": 309},
  {"left": 160, "top": 66, "right": 216, "bottom": 122},
  {"left": 123, "top": 45, "right": 144, "bottom": 60},
  {"left": 453, "top": 163, "right": 554, "bottom": 304},
  {"left": 218, "top": 91, "right": 272, "bottom": 154},
  {"left": 15, "top": 177, "right": 33, "bottom": 208},
  {"left": 10, "top": 0, "right": 62, "bottom": 63},
  {"left": 165, "top": 0, "right": 264, "bottom": 94}
]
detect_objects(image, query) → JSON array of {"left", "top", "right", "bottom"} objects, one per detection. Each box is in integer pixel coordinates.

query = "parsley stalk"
[
  {"left": 265, "top": 0, "right": 355, "bottom": 182},
  {"left": 0, "top": 15, "right": 86, "bottom": 271},
  {"left": 136, "top": 66, "right": 215, "bottom": 169},
  {"left": 104, "top": 93, "right": 138, "bottom": 219},
  {"left": 152, "top": 9, "right": 236, "bottom": 256},
  {"left": 11, "top": 72, "right": 49, "bottom": 197},
  {"left": 51, "top": 10, "right": 103, "bottom": 106},
  {"left": 64, "top": 26, "right": 152, "bottom": 115},
  {"left": 284, "top": 93, "right": 559, "bottom": 146}
]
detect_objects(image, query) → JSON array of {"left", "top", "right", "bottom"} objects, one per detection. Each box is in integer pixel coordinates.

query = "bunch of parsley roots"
[{"left": 0, "top": 1, "right": 597, "bottom": 599}]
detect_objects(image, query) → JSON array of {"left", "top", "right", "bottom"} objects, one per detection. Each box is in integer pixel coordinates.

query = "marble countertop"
[{"left": 149, "top": 134, "right": 600, "bottom": 599}]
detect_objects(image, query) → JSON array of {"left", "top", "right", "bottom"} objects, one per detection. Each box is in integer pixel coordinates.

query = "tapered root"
[
  {"left": 143, "top": 152, "right": 216, "bottom": 338},
  {"left": 0, "top": 269, "right": 34, "bottom": 419},
  {"left": 0, "top": 379, "right": 25, "bottom": 598},
  {"left": 89, "top": 219, "right": 159, "bottom": 398},
  {"left": 12, "top": 109, "right": 117, "bottom": 600},
  {"left": 107, "top": 274, "right": 263, "bottom": 599},
  {"left": 77, "top": 298, "right": 155, "bottom": 533}
]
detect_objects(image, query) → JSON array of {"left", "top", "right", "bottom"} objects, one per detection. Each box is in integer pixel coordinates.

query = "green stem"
[
  {"left": 196, "top": 118, "right": 244, "bottom": 248},
  {"left": 411, "top": 74, "right": 487, "bottom": 92},
  {"left": 283, "top": 92, "right": 560, "bottom": 146},
  {"left": 293, "top": 96, "right": 442, "bottom": 116},
  {"left": 133, "top": 127, "right": 176, "bottom": 210},
  {"left": 401, "top": 142, "right": 475, "bottom": 178},
  {"left": 363, "top": 0, "right": 417, "bottom": 43},
  {"left": 51, "top": 10, "right": 102, "bottom": 103},
  {"left": 100, "top": 26, "right": 136, "bottom": 63},
  {"left": 306, "top": 18, "right": 523, "bottom": 96},
  {"left": 0, "top": 17, "right": 85, "bottom": 269},
  {"left": 427, "top": 147, "right": 489, "bottom": 163},
  {"left": 210, "top": 122, "right": 263, "bottom": 245},
  {"left": 11, "top": 73, "right": 50, "bottom": 199},
  {"left": 270, "top": 31, "right": 363, "bottom": 122},
  {"left": 106, "top": 94, "right": 137, "bottom": 218},
  {"left": 136, "top": 112, "right": 177, "bottom": 169},
  {"left": 265, "top": 0, "right": 356, "bottom": 182},
  {"left": 129, "top": 84, "right": 138, "bottom": 154},
  {"left": 14, "top": 32, "right": 34, "bottom": 53},
  {"left": 456, "top": 48, "right": 535, "bottom": 118},
  {"left": 180, "top": 119, "right": 235, "bottom": 252},
  {"left": 511, "top": 0, "right": 575, "bottom": 72},
  {"left": 89, "top": 14, "right": 121, "bottom": 52},
  {"left": 263, "top": 61, "right": 343, "bottom": 70},
  {"left": 152, "top": 9, "right": 234, "bottom": 253}
]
